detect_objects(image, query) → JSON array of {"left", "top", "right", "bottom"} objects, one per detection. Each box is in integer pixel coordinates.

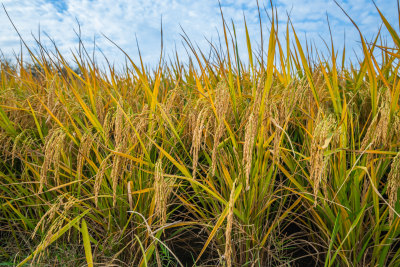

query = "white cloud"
[{"left": 0, "top": 0, "right": 398, "bottom": 68}]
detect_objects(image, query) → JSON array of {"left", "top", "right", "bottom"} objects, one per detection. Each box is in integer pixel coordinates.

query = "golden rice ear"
[
  {"left": 163, "top": 87, "right": 180, "bottom": 113},
  {"left": 243, "top": 113, "right": 256, "bottom": 190},
  {"left": 211, "top": 81, "right": 231, "bottom": 176},
  {"left": 103, "top": 109, "right": 115, "bottom": 143},
  {"left": 114, "top": 104, "right": 124, "bottom": 146},
  {"left": 95, "top": 94, "right": 105, "bottom": 124},
  {"left": 376, "top": 91, "right": 390, "bottom": 147},
  {"left": 39, "top": 128, "right": 66, "bottom": 193},
  {"left": 77, "top": 131, "right": 95, "bottom": 181},
  {"left": 310, "top": 113, "right": 336, "bottom": 205},
  {"left": 225, "top": 180, "right": 236, "bottom": 267},
  {"left": 32, "top": 197, "right": 62, "bottom": 239},
  {"left": 361, "top": 111, "right": 379, "bottom": 151},
  {"left": 35, "top": 197, "right": 76, "bottom": 264},
  {"left": 110, "top": 151, "right": 124, "bottom": 207},
  {"left": 154, "top": 159, "right": 166, "bottom": 225},
  {"left": 154, "top": 159, "right": 176, "bottom": 226},
  {"left": 0, "top": 132, "right": 12, "bottom": 163},
  {"left": 11, "top": 130, "right": 26, "bottom": 167},
  {"left": 127, "top": 181, "right": 133, "bottom": 211},
  {"left": 129, "top": 104, "right": 149, "bottom": 147},
  {"left": 361, "top": 90, "right": 391, "bottom": 150},
  {"left": 241, "top": 80, "right": 264, "bottom": 190},
  {"left": 191, "top": 108, "right": 208, "bottom": 179},
  {"left": 388, "top": 153, "right": 400, "bottom": 223}
]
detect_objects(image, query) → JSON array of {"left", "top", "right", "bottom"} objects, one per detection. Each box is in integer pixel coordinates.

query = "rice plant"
[{"left": 1, "top": 1, "right": 400, "bottom": 266}]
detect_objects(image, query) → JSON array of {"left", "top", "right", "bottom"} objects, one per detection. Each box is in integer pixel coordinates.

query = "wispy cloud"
[{"left": 0, "top": 0, "right": 397, "bottom": 67}]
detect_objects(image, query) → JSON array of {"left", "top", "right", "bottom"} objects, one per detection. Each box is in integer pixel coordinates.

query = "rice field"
[{"left": 1, "top": 2, "right": 400, "bottom": 266}]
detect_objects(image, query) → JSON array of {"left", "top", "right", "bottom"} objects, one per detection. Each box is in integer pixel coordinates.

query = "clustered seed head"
[
  {"left": 215, "top": 81, "right": 231, "bottom": 120},
  {"left": 0, "top": 131, "right": 12, "bottom": 162},
  {"left": 164, "top": 88, "right": 184, "bottom": 114},
  {"left": 96, "top": 94, "right": 105, "bottom": 124},
  {"left": 77, "top": 131, "right": 95, "bottom": 180},
  {"left": 39, "top": 128, "right": 66, "bottom": 193},
  {"left": 254, "top": 77, "right": 264, "bottom": 106},
  {"left": 115, "top": 104, "right": 125, "bottom": 146},
  {"left": 32, "top": 197, "right": 62, "bottom": 239},
  {"left": 361, "top": 112, "right": 379, "bottom": 150},
  {"left": 103, "top": 109, "right": 115, "bottom": 143},
  {"left": 376, "top": 92, "right": 390, "bottom": 147},
  {"left": 390, "top": 113, "right": 400, "bottom": 141},
  {"left": 388, "top": 153, "right": 400, "bottom": 223},
  {"left": 46, "top": 85, "right": 57, "bottom": 114},
  {"left": 11, "top": 130, "right": 27, "bottom": 166},
  {"left": 270, "top": 83, "right": 302, "bottom": 163},
  {"left": 127, "top": 181, "right": 133, "bottom": 211},
  {"left": 111, "top": 146, "right": 125, "bottom": 207},
  {"left": 225, "top": 180, "right": 236, "bottom": 267},
  {"left": 154, "top": 159, "right": 173, "bottom": 225},
  {"left": 310, "top": 113, "right": 336, "bottom": 204},
  {"left": 131, "top": 104, "right": 149, "bottom": 146},
  {"left": 34, "top": 197, "right": 76, "bottom": 264},
  {"left": 211, "top": 81, "right": 230, "bottom": 176},
  {"left": 243, "top": 113, "right": 257, "bottom": 190},
  {"left": 361, "top": 91, "right": 391, "bottom": 150},
  {"left": 191, "top": 108, "right": 209, "bottom": 179}
]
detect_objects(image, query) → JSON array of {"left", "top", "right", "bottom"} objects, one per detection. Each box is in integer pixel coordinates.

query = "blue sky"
[{"left": 0, "top": 0, "right": 398, "bottom": 68}]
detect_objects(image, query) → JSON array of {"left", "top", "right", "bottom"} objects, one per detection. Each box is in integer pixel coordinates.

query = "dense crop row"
[{"left": 1, "top": 2, "right": 400, "bottom": 266}]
